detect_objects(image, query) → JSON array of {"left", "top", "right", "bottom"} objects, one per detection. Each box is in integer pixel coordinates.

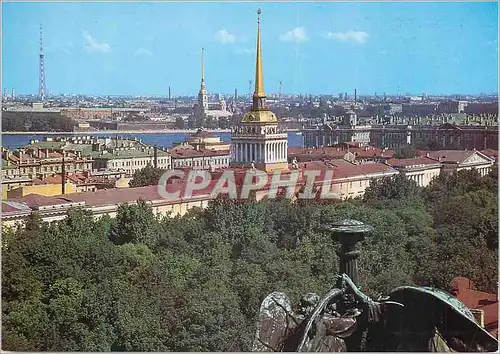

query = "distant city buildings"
[
  {"left": 1, "top": 10, "right": 498, "bottom": 228},
  {"left": 304, "top": 116, "right": 498, "bottom": 150}
]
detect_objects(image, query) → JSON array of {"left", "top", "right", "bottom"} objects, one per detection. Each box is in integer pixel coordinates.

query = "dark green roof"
[{"left": 91, "top": 149, "right": 170, "bottom": 160}]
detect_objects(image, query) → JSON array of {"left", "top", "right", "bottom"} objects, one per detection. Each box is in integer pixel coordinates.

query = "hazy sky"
[{"left": 2, "top": 1, "right": 498, "bottom": 96}]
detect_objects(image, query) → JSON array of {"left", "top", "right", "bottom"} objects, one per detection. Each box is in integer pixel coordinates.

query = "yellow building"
[
  {"left": 386, "top": 157, "right": 443, "bottom": 187},
  {"left": 7, "top": 182, "right": 76, "bottom": 199},
  {"left": 231, "top": 9, "right": 288, "bottom": 172},
  {"left": 2, "top": 185, "right": 7, "bottom": 200}
]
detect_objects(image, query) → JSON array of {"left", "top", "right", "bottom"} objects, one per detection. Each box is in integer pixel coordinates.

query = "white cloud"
[
  {"left": 234, "top": 47, "right": 255, "bottom": 55},
  {"left": 83, "top": 32, "right": 112, "bottom": 53},
  {"left": 280, "top": 27, "right": 308, "bottom": 43},
  {"left": 215, "top": 29, "right": 236, "bottom": 44},
  {"left": 135, "top": 47, "right": 153, "bottom": 56},
  {"left": 326, "top": 31, "right": 369, "bottom": 44}
]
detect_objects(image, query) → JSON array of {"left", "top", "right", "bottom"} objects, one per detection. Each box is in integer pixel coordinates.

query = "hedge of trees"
[
  {"left": 2, "top": 111, "right": 76, "bottom": 132},
  {"left": 2, "top": 167, "right": 497, "bottom": 351}
]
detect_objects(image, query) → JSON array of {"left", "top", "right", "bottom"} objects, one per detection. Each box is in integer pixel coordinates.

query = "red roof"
[
  {"left": 386, "top": 156, "right": 441, "bottom": 168},
  {"left": 4, "top": 162, "right": 400, "bottom": 216},
  {"left": 297, "top": 159, "right": 398, "bottom": 181},
  {"left": 425, "top": 150, "right": 478, "bottom": 163},
  {"left": 63, "top": 180, "right": 219, "bottom": 207},
  {"left": 289, "top": 146, "right": 394, "bottom": 161},
  {"left": 2, "top": 201, "right": 28, "bottom": 214},
  {"left": 12, "top": 194, "right": 75, "bottom": 208},
  {"left": 451, "top": 277, "right": 498, "bottom": 337},
  {"left": 481, "top": 149, "right": 498, "bottom": 160}
]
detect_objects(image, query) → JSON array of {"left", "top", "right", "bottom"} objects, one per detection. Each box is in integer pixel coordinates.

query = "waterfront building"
[
  {"left": 304, "top": 122, "right": 498, "bottom": 150},
  {"left": 91, "top": 146, "right": 171, "bottom": 175},
  {"left": 370, "top": 123, "right": 498, "bottom": 150},
  {"left": 231, "top": 9, "right": 288, "bottom": 172},
  {"left": 17, "top": 136, "right": 172, "bottom": 177},
  {"left": 2, "top": 147, "right": 92, "bottom": 180},
  {"left": 176, "top": 129, "right": 231, "bottom": 151},
  {"left": 302, "top": 110, "right": 371, "bottom": 148}
]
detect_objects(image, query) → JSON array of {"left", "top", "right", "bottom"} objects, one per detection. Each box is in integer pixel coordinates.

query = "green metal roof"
[
  {"left": 91, "top": 149, "right": 170, "bottom": 160},
  {"left": 23, "top": 141, "right": 66, "bottom": 149}
]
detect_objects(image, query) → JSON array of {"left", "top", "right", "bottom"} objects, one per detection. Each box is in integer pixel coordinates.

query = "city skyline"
[{"left": 2, "top": 2, "right": 498, "bottom": 97}]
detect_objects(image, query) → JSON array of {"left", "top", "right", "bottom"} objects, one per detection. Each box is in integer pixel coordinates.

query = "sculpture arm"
[{"left": 338, "top": 274, "right": 404, "bottom": 323}]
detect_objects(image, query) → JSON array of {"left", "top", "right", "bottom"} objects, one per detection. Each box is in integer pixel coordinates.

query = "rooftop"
[
  {"left": 297, "top": 159, "right": 398, "bottom": 180},
  {"left": 170, "top": 146, "right": 230, "bottom": 158},
  {"left": 91, "top": 148, "right": 170, "bottom": 160},
  {"left": 386, "top": 156, "right": 441, "bottom": 168},
  {"left": 425, "top": 150, "right": 493, "bottom": 164},
  {"left": 451, "top": 277, "right": 498, "bottom": 338}
]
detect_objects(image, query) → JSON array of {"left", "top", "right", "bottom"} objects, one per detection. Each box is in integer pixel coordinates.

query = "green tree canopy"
[
  {"left": 2, "top": 166, "right": 497, "bottom": 351},
  {"left": 129, "top": 165, "right": 167, "bottom": 187}
]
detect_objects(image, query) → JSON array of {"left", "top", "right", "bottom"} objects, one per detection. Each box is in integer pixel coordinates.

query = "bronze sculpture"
[
  {"left": 253, "top": 220, "right": 499, "bottom": 352},
  {"left": 253, "top": 273, "right": 498, "bottom": 352}
]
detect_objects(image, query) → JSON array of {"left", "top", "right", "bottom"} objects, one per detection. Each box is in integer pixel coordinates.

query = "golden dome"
[{"left": 241, "top": 110, "right": 278, "bottom": 123}]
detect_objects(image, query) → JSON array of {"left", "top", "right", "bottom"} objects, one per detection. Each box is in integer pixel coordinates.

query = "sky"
[{"left": 2, "top": 1, "right": 498, "bottom": 97}]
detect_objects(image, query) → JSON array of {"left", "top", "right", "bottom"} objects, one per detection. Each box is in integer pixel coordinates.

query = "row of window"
[
  {"left": 173, "top": 157, "right": 230, "bottom": 168},
  {"left": 108, "top": 158, "right": 170, "bottom": 168},
  {"left": 3, "top": 163, "right": 92, "bottom": 176}
]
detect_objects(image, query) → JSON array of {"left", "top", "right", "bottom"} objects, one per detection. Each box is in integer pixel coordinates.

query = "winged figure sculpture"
[{"left": 253, "top": 274, "right": 498, "bottom": 352}]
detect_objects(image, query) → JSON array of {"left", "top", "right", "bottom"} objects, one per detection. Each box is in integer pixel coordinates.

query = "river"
[{"left": 1, "top": 131, "right": 304, "bottom": 150}]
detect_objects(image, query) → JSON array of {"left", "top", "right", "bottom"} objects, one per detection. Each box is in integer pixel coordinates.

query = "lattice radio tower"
[{"left": 38, "top": 24, "right": 46, "bottom": 101}]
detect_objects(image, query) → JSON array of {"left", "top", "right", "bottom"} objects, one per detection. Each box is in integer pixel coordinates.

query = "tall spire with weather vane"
[
  {"left": 201, "top": 47, "right": 206, "bottom": 89},
  {"left": 253, "top": 9, "right": 266, "bottom": 111},
  {"left": 198, "top": 47, "right": 208, "bottom": 111},
  {"left": 39, "top": 23, "right": 46, "bottom": 101}
]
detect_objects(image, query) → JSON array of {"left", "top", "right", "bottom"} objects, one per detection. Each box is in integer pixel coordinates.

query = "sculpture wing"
[
  {"left": 296, "top": 288, "right": 343, "bottom": 352},
  {"left": 252, "top": 292, "right": 298, "bottom": 352},
  {"left": 370, "top": 286, "right": 498, "bottom": 352}
]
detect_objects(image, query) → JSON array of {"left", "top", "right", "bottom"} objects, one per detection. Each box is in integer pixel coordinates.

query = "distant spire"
[
  {"left": 201, "top": 47, "right": 205, "bottom": 89},
  {"left": 252, "top": 9, "right": 266, "bottom": 111}
]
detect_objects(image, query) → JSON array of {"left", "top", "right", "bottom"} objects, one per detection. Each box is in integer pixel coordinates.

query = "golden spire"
[
  {"left": 253, "top": 9, "right": 266, "bottom": 110},
  {"left": 201, "top": 47, "right": 205, "bottom": 88}
]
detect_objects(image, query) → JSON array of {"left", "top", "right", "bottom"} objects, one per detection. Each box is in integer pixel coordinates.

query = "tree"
[
  {"left": 174, "top": 117, "right": 185, "bottom": 129},
  {"left": 2, "top": 171, "right": 497, "bottom": 351},
  {"left": 129, "top": 165, "right": 167, "bottom": 187},
  {"left": 394, "top": 145, "right": 420, "bottom": 159},
  {"left": 218, "top": 117, "right": 230, "bottom": 129},
  {"left": 363, "top": 173, "right": 421, "bottom": 206},
  {"left": 2, "top": 111, "right": 75, "bottom": 132},
  {"left": 109, "top": 200, "right": 161, "bottom": 246}
]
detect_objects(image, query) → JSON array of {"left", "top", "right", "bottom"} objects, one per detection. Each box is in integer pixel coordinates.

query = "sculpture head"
[{"left": 298, "top": 292, "right": 320, "bottom": 316}]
